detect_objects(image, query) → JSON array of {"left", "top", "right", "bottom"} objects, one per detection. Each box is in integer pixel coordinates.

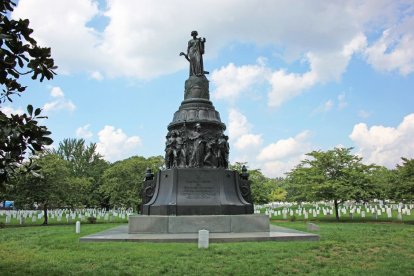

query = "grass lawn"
[{"left": 0, "top": 222, "right": 413, "bottom": 275}]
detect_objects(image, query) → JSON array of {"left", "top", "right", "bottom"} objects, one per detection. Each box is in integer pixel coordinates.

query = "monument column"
[{"left": 141, "top": 31, "right": 253, "bottom": 216}]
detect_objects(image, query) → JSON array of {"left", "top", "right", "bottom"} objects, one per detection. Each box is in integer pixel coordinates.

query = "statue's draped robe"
[{"left": 188, "top": 38, "right": 205, "bottom": 76}]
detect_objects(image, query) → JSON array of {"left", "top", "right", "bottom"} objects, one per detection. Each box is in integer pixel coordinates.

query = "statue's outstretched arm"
[{"left": 179, "top": 52, "right": 190, "bottom": 62}]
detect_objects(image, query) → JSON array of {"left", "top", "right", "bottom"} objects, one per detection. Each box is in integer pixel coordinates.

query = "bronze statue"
[
  {"left": 217, "top": 134, "right": 229, "bottom": 168},
  {"left": 165, "top": 132, "right": 174, "bottom": 169},
  {"left": 189, "top": 123, "right": 206, "bottom": 167},
  {"left": 180, "top": 31, "right": 208, "bottom": 76},
  {"left": 174, "top": 131, "right": 187, "bottom": 168}
]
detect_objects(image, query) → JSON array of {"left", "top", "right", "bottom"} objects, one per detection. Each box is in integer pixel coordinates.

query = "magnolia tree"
[{"left": 0, "top": 0, "right": 56, "bottom": 185}]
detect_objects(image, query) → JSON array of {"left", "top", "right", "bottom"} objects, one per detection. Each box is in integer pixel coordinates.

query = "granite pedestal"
[{"left": 128, "top": 214, "right": 269, "bottom": 234}]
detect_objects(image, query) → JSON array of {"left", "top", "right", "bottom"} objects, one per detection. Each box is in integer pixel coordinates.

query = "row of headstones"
[
  {"left": 1, "top": 208, "right": 134, "bottom": 225},
  {"left": 258, "top": 201, "right": 414, "bottom": 210},
  {"left": 255, "top": 203, "right": 413, "bottom": 220},
  {"left": 0, "top": 207, "right": 134, "bottom": 217}
]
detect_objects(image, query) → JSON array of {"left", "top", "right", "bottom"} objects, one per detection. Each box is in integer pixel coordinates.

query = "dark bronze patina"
[{"left": 141, "top": 32, "right": 253, "bottom": 215}]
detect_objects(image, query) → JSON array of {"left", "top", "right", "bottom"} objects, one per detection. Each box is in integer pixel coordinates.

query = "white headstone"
[
  {"left": 198, "top": 229, "right": 209, "bottom": 249},
  {"left": 387, "top": 209, "right": 392, "bottom": 218},
  {"left": 31, "top": 216, "right": 36, "bottom": 222},
  {"left": 75, "top": 221, "right": 81, "bottom": 234},
  {"left": 5, "top": 216, "right": 11, "bottom": 224},
  {"left": 361, "top": 211, "right": 366, "bottom": 218}
]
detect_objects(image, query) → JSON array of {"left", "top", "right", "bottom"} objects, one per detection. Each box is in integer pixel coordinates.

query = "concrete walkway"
[{"left": 79, "top": 224, "right": 319, "bottom": 243}]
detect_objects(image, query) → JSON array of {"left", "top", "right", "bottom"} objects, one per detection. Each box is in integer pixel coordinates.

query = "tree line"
[{"left": 2, "top": 139, "right": 412, "bottom": 222}]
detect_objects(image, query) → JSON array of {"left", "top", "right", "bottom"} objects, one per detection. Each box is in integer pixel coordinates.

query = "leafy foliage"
[
  {"left": 231, "top": 162, "right": 287, "bottom": 204},
  {"left": 0, "top": 105, "right": 53, "bottom": 183},
  {"left": 392, "top": 158, "right": 414, "bottom": 201},
  {"left": 285, "top": 147, "right": 378, "bottom": 220},
  {"left": 8, "top": 153, "right": 71, "bottom": 224},
  {"left": 0, "top": 0, "right": 56, "bottom": 102},
  {"left": 52, "top": 138, "right": 110, "bottom": 207},
  {"left": 0, "top": 0, "right": 56, "bottom": 184},
  {"left": 100, "top": 156, "right": 164, "bottom": 209}
]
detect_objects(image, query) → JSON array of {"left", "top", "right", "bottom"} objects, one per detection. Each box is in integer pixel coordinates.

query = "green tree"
[
  {"left": 392, "top": 158, "right": 414, "bottom": 202},
  {"left": 100, "top": 156, "right": 163, "bottom": 210},
  {"left": 369, "top": 166, "right": 395, "bottom": 200},
  {"left": 54, "top": 138, "right": 105, "bottom": 176},
  {"left": 231, "top": 162, "right": 286, "bottom": 204},
  {"left": 286, "top": 147, "right": 378, "bottom": 220},
  {"left": 53, "top": 138, "right": 109, "bottom": 207},
  {"left": 1, "top": 0, "right": 56, "bottom": 184},
  {"left": 269, "top": 186, "right": 288, "bottom": 202},
  {"left": 9, "top": 154, "right": 71, "bottom": 224}
]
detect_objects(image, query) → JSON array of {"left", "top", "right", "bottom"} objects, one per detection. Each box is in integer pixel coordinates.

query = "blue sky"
[{"left": 3, "top": 0, "right": 414, "bottom": 177}]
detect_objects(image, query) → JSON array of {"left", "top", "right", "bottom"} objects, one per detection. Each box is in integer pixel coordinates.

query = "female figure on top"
[{"left": 180, "top": 31, "right": 207, "bottom": 76}]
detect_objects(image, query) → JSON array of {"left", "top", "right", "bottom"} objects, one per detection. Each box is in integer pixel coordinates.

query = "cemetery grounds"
[{"left": 0, "top": 203, "right": 413, "bottom": 275}]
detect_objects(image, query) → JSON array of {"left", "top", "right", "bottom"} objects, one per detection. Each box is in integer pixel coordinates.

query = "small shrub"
[
  {"left": 289, "top": 215, "right": 296, "bottom": 222},
  {"left": 87, "top": 216, "right": 97, "bottom": 224},
  {"left": 0, "top": 222, "right": 5, "bottom": 228}
]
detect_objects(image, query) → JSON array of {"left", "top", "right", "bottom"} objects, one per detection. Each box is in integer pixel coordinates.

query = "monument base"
[
  {"left": 128, "top": 214, "right": 269, "bottom": 234},
  {"left": 141, "top": 168, "right": 253, "bottom": 216}
]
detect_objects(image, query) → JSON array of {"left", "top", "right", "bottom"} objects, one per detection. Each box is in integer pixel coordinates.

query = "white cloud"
[
  {"left": 50, "top": 87, "right": 64, "bottom": 98},
  {"left": 226, "top": 107, "right": 313, "bottom": 177},
  {"left": 260, "top": 156, "right": 307, "bottom": 179},
  {"left": 76, "top": 124, "right": 93, "bottom": 139},
  {"left": 227, "top": 108, "right": 251, "bottom": 140},
  {"left": 43, "top": 101, "right": 76, "bottom": 113},
  {"left": 257, "top": 131, "right": 311, "bottom": 161},
  {"left": 211, "top": 61, "right": 268, "bottom": 101},
  {"left": 0, "top": 106, "right": 24, "bottom": 116},
  {"left": 234, "top": 134, "right": 263, "bottom": 151},
  {"left": 43, "top": 87, "right": 76, "bottom": 113},
  {"left": 364, "top": 16, "right": 414, "bottom": 75},
  {"left": 312, "top": 92, "right": 348, "bottom": 114},
  {"left": 312, "top": 99, "right": 334, "bottom": 114},
  {"left": 226, "top": 108, "right": 263, "bottom": 164},
  {"left": 12, "top": 1, "right": 413, "bottom": 80},
  {"left": 90, "top": 71, "right": 104, "bottom": 81},
  {"left": 212, "top": 33, "right": 366, "bottom": 108},
  {"left": 268, "top": 34, "right": 365, "bottom": 107},
  {"left": 96, "top": 125, "right": 142, "bottom": 162},
  {"left": 255, "top": 131, "right": 313, "bottom": 178},
  {"left": 349, "top": 113, "right": 414, "bottom": 167},
  {"left": 12, "top": 0, "right": 102, "bottom": 75},
  {"left": 267, "top": 67, "right": 317, "bottom": 107}
]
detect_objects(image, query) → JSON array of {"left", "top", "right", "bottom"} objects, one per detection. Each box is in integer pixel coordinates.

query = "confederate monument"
[{"left": 140, "top": 31, "right": 254, "bottom": 216}]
